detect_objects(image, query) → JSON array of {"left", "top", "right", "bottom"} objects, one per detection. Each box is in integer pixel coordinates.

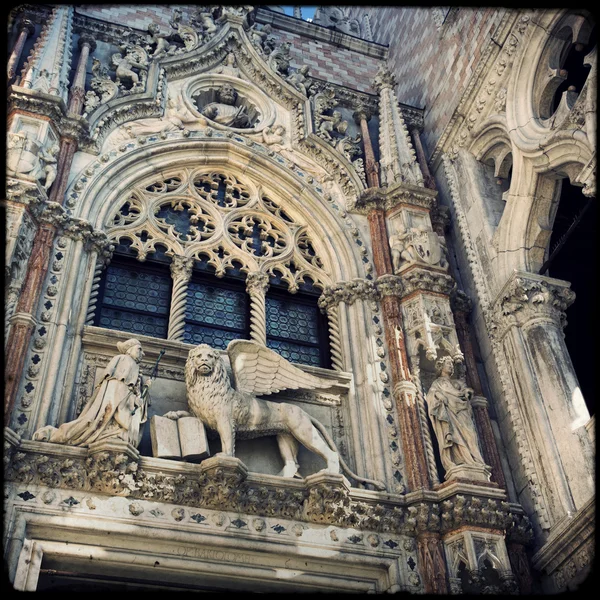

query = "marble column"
[
  {"left": 246, "top": 271, "right": 269, "bottom": 345},
  {"left": 7, "top": 19, "right": 35, "bottom": 81},
  {"left": 494, "top": 271, "right": 594, "bottom": 519},
  {"left": 325, "top": 304, "right": 344, "bottom": 371},
  {"left": 366, "top": 203, "right": 430, "bottom": 490},
  {"left": 353, "top": 107, "right": 380, "bottom": 188},
  {"left": 68, "top": 34, "right": 96, "bottom": 115},
  {"left": 4, "top": 223, "right": 56, "bottom": 423},
  {"left": 167, "top": 256, "right": 194, "bottom": 341},
  {"left": 410, "top": 126, "right": 436, "bottom": 190}
]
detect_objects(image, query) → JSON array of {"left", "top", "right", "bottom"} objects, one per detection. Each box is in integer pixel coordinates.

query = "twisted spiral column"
[
  {"left": 326, "top": 304, "right": 345, "bottom": 371},
  {"left": 246, "top": 272, "right": 269, "bottom": 345},
  {"left": 168, "top": 256, "right": 194, "bottom": 341},
  {"left": 85, "top": 251, "right": 111, "bottom": 325},
  {"left": 410, "top": 356, "right": 440, "bottom": 486}
]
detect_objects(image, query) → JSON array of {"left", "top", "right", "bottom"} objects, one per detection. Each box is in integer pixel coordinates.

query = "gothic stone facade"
[{"left": 4, "top": 5, "right": 594, "bottom": 594}]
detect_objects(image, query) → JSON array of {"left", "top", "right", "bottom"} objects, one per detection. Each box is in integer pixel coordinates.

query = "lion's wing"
[{"left": 227, "top": 339, "right": 332, "bottom": 396}]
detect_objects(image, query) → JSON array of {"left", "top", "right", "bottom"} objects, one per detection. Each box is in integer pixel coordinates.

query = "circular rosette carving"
[
  {"left": 192, "top": 171, "right": 251, "bottom": 209},
  {"left": 153, "top": 198, "right": 217, "bottom": 243},
  {"left": 227, "top": 213, "right": 288, "bottom": 259}
]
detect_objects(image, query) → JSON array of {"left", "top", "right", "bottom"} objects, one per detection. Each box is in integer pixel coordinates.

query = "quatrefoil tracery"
[{"left": 105, "top": 168, "right": 329, "bottom": 290}]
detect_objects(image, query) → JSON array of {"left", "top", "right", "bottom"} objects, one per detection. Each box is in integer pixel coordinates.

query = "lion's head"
[{"left": 185, "top": 344, "right": 228, "bottom": 387}]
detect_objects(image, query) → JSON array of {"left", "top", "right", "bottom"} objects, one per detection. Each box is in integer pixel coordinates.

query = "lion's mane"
[{"left": 185, "top": 345, "right": 245, "bottom": 431}]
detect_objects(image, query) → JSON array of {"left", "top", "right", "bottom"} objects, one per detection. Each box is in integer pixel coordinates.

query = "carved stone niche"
[
  {"left": 443, "top": 530, "right": 517, "bottom": 595},
  {"left": 388, "top": 209, "right": 449, "bottom": 275},
  {"left": 77, "top": 327, "right": 351, "bottom": 480},
  {"left": 183, "top": 75, "right": 275, "bottom": 133},
  {"left": 6, "top": 114, "right": 59, "bottom": 188}
]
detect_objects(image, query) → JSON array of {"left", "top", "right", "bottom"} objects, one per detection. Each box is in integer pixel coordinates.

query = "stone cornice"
[
  {"left": 491, "top": 270, "right": 576, "bottom": 337},
  {"left": 255, "top": 7, "right": 389, "bottom": 59},
  {"left": 400, "top": 267, "right": 456, "bottom": 298},
  {"left": 5, "top": 433, "right": 532, "bottom": 541},
  {"left": 8, "top": 85, "right": 89, "bottom": 141},
  {"left": 350, "top": 182, "right": 437, "bottom": 214}
]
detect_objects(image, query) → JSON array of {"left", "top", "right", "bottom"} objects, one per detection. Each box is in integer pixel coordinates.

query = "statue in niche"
[
  {"left": 33, "top": 339, "right": 151, "bottom": 448},
  {"left": 426, "top": 356, "right": 485, "bottom": 473},
  {"left": 390, "top": 223, "right": 419, "bottom": 272},
  {"left": 165, "top": 340, "right": 385, "bottom": 489},
  {"left": 200, "top": 84, "right": 252, "bottom": 128},
  {"left": 318, "top": 110, "right": 348, "bottom": 140}
]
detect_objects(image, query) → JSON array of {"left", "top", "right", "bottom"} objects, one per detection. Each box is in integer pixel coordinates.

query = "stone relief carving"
[
  {"left": 286, "top": 65, "right": 312, "bottom": 96},
  {"left": 112, "top": 42, "right": 149, "bottom": 92},
  {"left": 7, "top": 132, "right": 59, "bottom": 191},
  {"left": 216, "top": 52, "right": 241, "bottom": 78},
  {"left": 268, "top": 41, "right": 292, "bottom": 76},
  {"left": 165, "top": 340, "right": 385, "bottom": 490},
  {"left": 198, "top": 84, "right": 253, "bottom": 128},
  {"left": 426, "top": 356, "right": 489, "bottom": 480},
  {"left": 249, "top": 23, "right": 276, "bottom": 55},
  {"left": 32, "top": 339, "right": 152, "bottom": 448},
  {"left": 390, "top": 223, "right": 448, "bottom": 273}
]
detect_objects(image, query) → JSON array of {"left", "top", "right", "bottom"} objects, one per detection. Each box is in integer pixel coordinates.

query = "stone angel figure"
[
  {"left": 33, "top": 339, "right": 151, "bottom": 448},
  {"left": 165, "top": 340, "right": 385, "bottom": 489}
]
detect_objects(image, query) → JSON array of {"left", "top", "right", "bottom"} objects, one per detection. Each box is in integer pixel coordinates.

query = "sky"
[{"left": 281, "top": 6, "right": 317, "bottom": 22}]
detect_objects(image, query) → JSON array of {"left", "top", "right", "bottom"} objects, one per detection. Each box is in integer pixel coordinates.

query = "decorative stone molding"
[
  {"left": 491, "top": 270, "right": 576, "bottom": 337},
  {"left": 376, "top": 274, "right": 404, "bottom": 298},
  {"left": 5, "top": 433, "right": 529, "bottom": 540},
  {"left": 400, "top": 267, "right": 456, "bottom": 298},
  {"left": 350, "top": 182, "right": 437, "bottom": 214}
]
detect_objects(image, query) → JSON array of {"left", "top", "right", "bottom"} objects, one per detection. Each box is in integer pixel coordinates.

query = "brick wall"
[
  {"left": 74, "top": 5, "right": 384, "bottom": 94},
  {"left": 348, "top": 7, "right": 508, "bottom": 155},
  {"left": 268, "top": 30, "right": 383, "bottom": 93}
]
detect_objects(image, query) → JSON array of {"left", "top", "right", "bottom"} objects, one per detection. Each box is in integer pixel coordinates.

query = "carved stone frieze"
[
  {"left": 5, "top": 433, "right": 529, "bottom": 539},
  {"left": 350, "top": 182, "right": 437, "bottom": 214},
  {"left": 492, "top": 271, "right": 576, "bottom": 337}
]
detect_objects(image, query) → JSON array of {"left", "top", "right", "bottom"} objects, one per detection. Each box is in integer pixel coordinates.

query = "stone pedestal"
[
  {"left": 444, "top": 463, "right": 492, "bottom": 483},
  {"left": 87, "top": 438, "right": 140, "bottom": 462},
  {"left": 200, "top": 454, "right": 249, "bottom": 480}
]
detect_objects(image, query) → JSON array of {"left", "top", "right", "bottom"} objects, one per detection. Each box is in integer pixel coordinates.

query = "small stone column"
[
  {"left": 353, "top": 106, "right": 380, "bottom": 188},
  {"left": 85, "top": 249, "right": 112, "bottom": 325},
  {"left": 417, "top": 532, "right": 449, "bottom": 594},
  {"left": 7, "top": 19, "right": 35, "bottom": 81},
  {"left": 167, "top": 256, "right": 194, "bottom": 341},
  {"left": 246, "top": 271, "right": 269, "bottom": 345},
  {"left": 68, "top": 34, "right": 96, "bottom": 115},
  {"left": 410, "top": 126, "right": 436, "bottom": 190},
  {"left": 325, "top": 304, "right": 344, "bottom": 371}
]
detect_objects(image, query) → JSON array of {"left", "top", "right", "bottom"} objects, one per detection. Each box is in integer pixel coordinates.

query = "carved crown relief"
[{"left": 104, "top": 167, "right": 330, "bottom": 291}]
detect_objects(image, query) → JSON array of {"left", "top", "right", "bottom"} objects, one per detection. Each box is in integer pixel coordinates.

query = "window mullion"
[
  {"left": 246, "top": 271, "right": 269, "bottom": 345},
  {"left": 167, "top": 255, "right": 194, "bottom": 341}
]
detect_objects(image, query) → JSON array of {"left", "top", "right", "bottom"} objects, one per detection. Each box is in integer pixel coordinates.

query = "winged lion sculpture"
[{"left": 165, "top": 339, "right": 385, "bottom": 490}]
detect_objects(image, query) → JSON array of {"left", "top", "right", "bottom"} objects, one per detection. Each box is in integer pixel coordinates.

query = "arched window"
[
  {"left": 266, "top": 274, "right": 330, "bottom": 369},
  {"left": 92, "top": 167, "right": 334, "bottom": 368},
  {"left": 95, "top": 239, "right": 172, "bottom": 339}
]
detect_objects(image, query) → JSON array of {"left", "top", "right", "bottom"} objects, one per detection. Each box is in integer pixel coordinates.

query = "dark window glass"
[
  {"left": 265, "top": 285, "right": 330, "bottom": 368},
  {"left": 95, "top": 256, "right": 171, "bottom": 338},
  {"left": 184, "top": 273, "right": 249, "bottom": 349}
]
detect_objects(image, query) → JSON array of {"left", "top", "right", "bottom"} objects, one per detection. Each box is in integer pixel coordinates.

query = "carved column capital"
[
  {"left": 318, "top": 279, "right": 379, "bottom": 312},
  {"left": 169, "top": 255, "right": 194, "bottom": 281},
  {"left": 77, "top": 34, "right": 96, "bottom": 52},
  {"left": 373, "top": 64, "right": 397, "bottom": 92},
  {"left": 492, "top": 271, "right": 576, "bottom": 336},
  {"left": 376, "top": 273, "right": 404, "bottom": 297},
  {"left": 245, "top": 271, "right": 270, "bottom": 295},
  {"left": 401, "top": 268, "right": 456, "bottom": 298},
  {"left": 353, "top": 105, "right": 373, "bottom": 124},
  {"left": 18, "top": 19, "right": 36, "bottom": 36}
]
